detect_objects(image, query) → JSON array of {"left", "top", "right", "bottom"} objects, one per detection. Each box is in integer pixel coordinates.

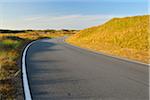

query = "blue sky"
[{"left": 0, "top": 0, "right": 149, "bottom": 30}]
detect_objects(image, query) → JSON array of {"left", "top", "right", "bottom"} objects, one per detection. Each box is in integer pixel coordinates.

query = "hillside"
[{"left": 66, "top": 15, "right": 150, "bottom": 63}]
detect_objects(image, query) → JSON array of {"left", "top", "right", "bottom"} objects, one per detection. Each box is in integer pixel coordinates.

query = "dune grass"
[
  {"left": 0, "top": 37, "right": 23, "bottom": 99},
  {"left": 0, "top": 30, "right": 75, "bottom": 99},
  {"left": 67, "top": 15, "right": 150, "bottom": 63}
]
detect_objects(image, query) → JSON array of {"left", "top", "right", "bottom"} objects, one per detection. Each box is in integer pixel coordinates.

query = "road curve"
[{"left": 26, "top": 37, "right": 149, "bottom": 100}]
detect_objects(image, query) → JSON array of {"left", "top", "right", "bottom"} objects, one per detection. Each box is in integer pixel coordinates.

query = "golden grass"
[
  {"left": 67, "top": 15, "right": 150, "bottom": 63},
  {"left": 0, "top": 31, "right": 73, "bottom": 40},
  {"left": 0, "top": 38, "right": 21, "bottom": 99}
]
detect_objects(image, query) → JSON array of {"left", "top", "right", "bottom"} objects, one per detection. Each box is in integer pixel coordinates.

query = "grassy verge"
[
  {"left": 66, "top": 15, "right": 150, "bottom": 63},
  {"left": 0, "top": 36, "right": 25, "bottom": 99},
  {"left": 0, "top": 30, "right": 75, "bottom": 99}
]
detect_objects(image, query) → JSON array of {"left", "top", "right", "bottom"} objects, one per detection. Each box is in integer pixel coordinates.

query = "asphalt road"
[{"left": 26, "top": 37, "right": 149, "bottom": 100}]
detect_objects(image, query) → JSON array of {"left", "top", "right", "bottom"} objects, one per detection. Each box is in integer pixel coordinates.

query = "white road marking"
[{"left": 22, "top": 41, "right": 35, "bottom": 100}]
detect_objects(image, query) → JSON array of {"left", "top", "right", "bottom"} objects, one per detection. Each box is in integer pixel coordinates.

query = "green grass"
[{"left": 67, "top": 15, "right": 150, "bottom": 63}]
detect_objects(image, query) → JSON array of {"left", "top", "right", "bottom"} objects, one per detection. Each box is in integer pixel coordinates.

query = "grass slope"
[{"left": 67, "top": 15, "right": 150, "bottom": 63}]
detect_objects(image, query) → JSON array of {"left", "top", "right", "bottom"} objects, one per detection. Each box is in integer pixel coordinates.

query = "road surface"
[{"left": 26, "top": 37, "right": 149, "bottom": 100}]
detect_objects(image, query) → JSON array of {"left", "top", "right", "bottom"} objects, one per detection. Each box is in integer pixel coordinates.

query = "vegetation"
[
  {"left": 67, "top": 15, "right": 150, "bottom": 63},
  {"left": 0, "top": 30, "right": 76, "bottom": 99}
]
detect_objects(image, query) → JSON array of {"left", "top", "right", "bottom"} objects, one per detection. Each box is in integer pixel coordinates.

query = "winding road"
[{"left": 25, "top": 37, "right": 149, "bottom": 100}]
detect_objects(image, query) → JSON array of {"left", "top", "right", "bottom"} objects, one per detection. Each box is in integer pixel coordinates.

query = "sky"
[{"left": 0, "top": 0, "right": 149, "bottom": 30}]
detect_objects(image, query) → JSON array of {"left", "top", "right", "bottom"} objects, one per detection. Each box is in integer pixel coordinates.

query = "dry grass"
[
  {"left": 0, "top": 30, "right": 75, "bottom": 99},
  {"left": 67, "top": 15, "right": 150, "bottom": 63}
]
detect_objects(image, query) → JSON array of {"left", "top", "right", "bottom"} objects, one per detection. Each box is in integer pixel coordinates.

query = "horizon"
[
  {"left": 0, "top": 0, "right": 149, "bottom": 30},
  {"left": 0, "top": 14, "right": 149, "bottom": 31}
]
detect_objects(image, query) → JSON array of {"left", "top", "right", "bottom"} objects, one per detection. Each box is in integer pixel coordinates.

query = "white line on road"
[{"left": 22, "top": 41, "right": 35, "bottom": 100}]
